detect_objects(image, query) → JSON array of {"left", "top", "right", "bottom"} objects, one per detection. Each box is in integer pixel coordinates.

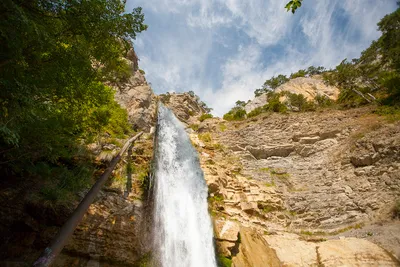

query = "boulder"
[
  {"left": 232, "top": 228, "right": 281, "bottom": 267},
  {"left": 264, "top": 233, "right": 318, "bottom": 267},
  {"left": 214, "top": 219, "right": 240, "bottom": 242}
]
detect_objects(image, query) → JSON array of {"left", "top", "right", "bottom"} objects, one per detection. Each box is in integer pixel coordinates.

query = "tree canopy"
[
  {"left": 264, "top": 74, "right": 289, "bottom": 90},
  {"left": 0, "top": 0, "right": 147, "bottom": 200}
]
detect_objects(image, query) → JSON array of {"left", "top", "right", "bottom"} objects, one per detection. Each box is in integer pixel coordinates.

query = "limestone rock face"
[
  {"left": 275, "top": 75, "right": 339, "bottom": 100},
  {"left": 245, "top": 76, "right": 340, "bottom": 113},
  {"left": 161, "top": 92, "right": 208, "bottom": 125},
  {"left": 264, "top": 233, "right": 318, "bottom": 267},
  {"left": 214, "top": 219, "right": 241, "bottom": 257},
  {"left": 53, "top": 136, "right": 154, "bottom": 266},
  {"left": 246, "top": 144, "right": 295, "bottom": 159},
  {"left": 126, "top": 48, "right": 139, "bottom": 71},
  {"left": 192, "top": 106, "right": 400, "bottom": 263},
  {"left": 54, "top": 190, "right": 145, "bottom": 266},
  {"left": 244, "top": 93, "right": 268, "bottom": 113},
  {"left": 113, "top": 70, "right": 157, "bottom": 131},
  {"left": 318, "top": 238, "right": 398, "bottom": 267},
  {"left": 229, "top": 228, "right": 399, "bottom": 267},
  {"left": 232, "top": 228, "right": 281, "bottom": 267}
]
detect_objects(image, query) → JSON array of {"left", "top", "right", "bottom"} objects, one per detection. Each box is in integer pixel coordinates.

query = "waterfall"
[{"left": 152, "top": 104, "right": 217, "bottom": 267}]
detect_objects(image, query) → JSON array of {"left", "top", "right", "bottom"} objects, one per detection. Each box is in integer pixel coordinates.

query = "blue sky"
[{"left": 126, "top": 0, "right": 397, "bottom": 116}]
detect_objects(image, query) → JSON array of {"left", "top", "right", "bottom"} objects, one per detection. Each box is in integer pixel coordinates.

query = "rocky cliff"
[
  {"left": 245, "top": 75, "right": 340, "bottom": 113},
  {"left": 53, "top": 135, "right": 154, "bottom": 266},
  {"left": 189, "top": 105, "right": 400, "bottom": 266},
  {"left": 160, "top": 92, "right": 209, "bottom": 125},
  {"left": 2, "top": 51, "right": 398, "bottom": 266},
  {"left": 112, "top": 51, "right": 157, "bottom": 132}
]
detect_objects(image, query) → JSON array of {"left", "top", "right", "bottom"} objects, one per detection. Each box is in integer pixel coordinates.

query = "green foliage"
[
  {"left": 223, "top": 104, "right": 247, "bottom": 121},
  {"left": 290, "top": 69, "right": 307, "bottom": 79},
  {"left": 306, "top": 66, "right": 326, "bottom": 75},
  {"left": 30, "top": 161, "right": 94, "bottom": 204},
  {"left": 374, "top": 106, "right": 400, "bottom": 122},
  {"left": 212, "top": 143, "right": 225, "bottom": 151},
  {"left": 209, "top": 195, "right": 224, "bottom": 203},
  {"left": 134, "top": 164, "right": 150, "bottom": 190},
  {"left": 199, "top": 113, "right": 213, "bottom": 122},
  {"left": 285, "top": 0, "right": 303, "bottom": 13},
  {"left": 102, "top": 58, "right": 133, "bottom": 83},
  {"left": 219, "top": 123, "right": 227, "bottom": 132},
  {"left": 300, "top": 230, "right": 313, "bottom": 236},
  {"left": 159, "top": 93, "right": 171, "bottom": 104},
  {"left": 264, "top": 92, "right": 288, "bottom": 113},
  {"left": 259, "top": 167, "right": 271, "bottom": 172},
  {"left": 255, "top": 66, "right": 327, "bottom": 97},
  {"left": 198, "top": 133, "right": 212, "bottom": 143},
  {"left": 254, "top": 88, "right": 265, "bottom": 97},
  {"left": 134, "top": 252, "right": 152, "bottom": 267},
  {"left": 0, "top": 0, "right": 146, "bottom": 200},
  {"left": 377, "top": 6, "right": 400, "bottom": 71},
  {"left": 103, "top": 101, "right": 133, "bottom": 138},
  {"left": 322, "top": 72, "right": 334, "bottom": 86},
  {"left": 247, "top": 107, "right": 264, "bottom": 118},
  {"left": 315, "top": 94, "right": 333, "bottom": 107},
  {"left": 284, "top": 92, "right": 316, "bottom": 111},
  {"left": 139, "top": 69, "right": 146, "bottom": 75},
  {"left": 185, "top": 90, "right": 213, "bottom": 113},
  {"left": 200, "top": 101, "right": 213, "bottom": 113},
  {"left": 235, "top": 100, "right": 247, "bottom": 107},
  {"left": 189, "top": 124, "right": 199, "bottom": 131},
  {"left": 321, "top": 6, "right": 400, "bottom": 108},
  {"left": 378, "top": 71, "right": 400, "bottom": 106},
  {"left": 217, "top": 256, "right": 232, "bottom": 267},
  {"left": 248, "top": 92, "right": 287, "bottom": 117},
  {"left": 264, "top": 74, "right": 289, "bottom": 90},
  {"left": 265, "top": 181, "right": 275, "bottom": 187}
]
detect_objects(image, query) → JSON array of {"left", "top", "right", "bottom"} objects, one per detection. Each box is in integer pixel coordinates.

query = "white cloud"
[
  {"left": 185, "top": 0, "right": 293, "bottom": 46},
  {"left": 200, "top": 44, "right": 308, "bottom": 116},
  {"left": 127, "top": 0, "right": 397, "bottom": 116},
  {"left": 187, "top": 11, "right": 232, "bottom": 28}
]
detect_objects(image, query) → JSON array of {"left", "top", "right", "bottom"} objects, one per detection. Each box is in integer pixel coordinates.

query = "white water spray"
[{"left": 153, "top": 104, "right": 217, "bottom": 267}]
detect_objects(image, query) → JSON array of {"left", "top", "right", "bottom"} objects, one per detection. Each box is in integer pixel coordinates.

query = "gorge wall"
[
  {"left": 190, "top": 105, "right": 400, "bottom": 266},
  {"left": 1, "top": 55, "right": 399, "bottom": 267},
  {"left": 47, "top": 72, "right": 400, "bottom": 266}
]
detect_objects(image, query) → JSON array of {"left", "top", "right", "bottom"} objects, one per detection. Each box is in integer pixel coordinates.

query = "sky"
[{"left": 126, "top": 0, "right": 398, "bottom": 116}]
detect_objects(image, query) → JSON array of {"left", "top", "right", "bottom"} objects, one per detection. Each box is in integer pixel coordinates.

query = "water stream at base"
[{"left": 152, "top": 104, "right": 217, "bottom": 267}]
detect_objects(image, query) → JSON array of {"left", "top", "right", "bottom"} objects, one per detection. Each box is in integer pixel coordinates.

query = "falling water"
[{"left": 152, "top": 104, "right": 217, "bottom": 267}]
